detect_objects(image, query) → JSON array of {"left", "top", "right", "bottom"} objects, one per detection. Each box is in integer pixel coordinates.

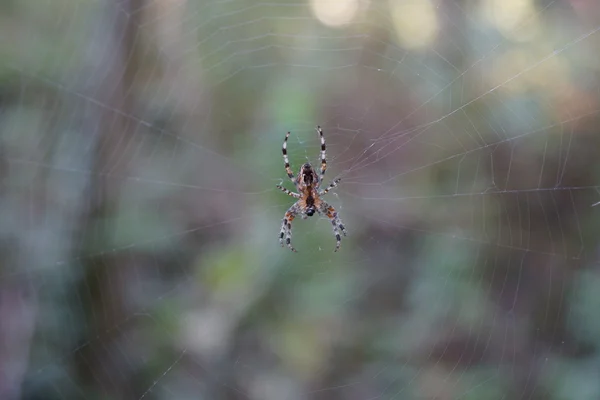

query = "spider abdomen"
[{"left": 305, "top": 193, "right": 316, "bottom": 216}]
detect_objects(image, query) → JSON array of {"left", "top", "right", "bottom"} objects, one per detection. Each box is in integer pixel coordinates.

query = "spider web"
[{"left": 2, "top": 0, "right": 600, "bottom": 399}]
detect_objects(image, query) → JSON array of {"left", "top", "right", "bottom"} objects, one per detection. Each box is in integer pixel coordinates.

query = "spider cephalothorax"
[
  {"left": 276, "top": 126, "right": 346, "bottom": 252},
  {"left": 300, "top": 163, "right": 318, "bottom": 186}
]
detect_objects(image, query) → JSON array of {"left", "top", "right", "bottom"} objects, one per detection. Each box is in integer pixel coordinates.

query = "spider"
[{"left": 277, "top": 126, "right": 347, "bottom": 252}]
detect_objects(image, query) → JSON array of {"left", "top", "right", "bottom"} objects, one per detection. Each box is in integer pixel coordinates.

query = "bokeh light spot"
[
  {"left": 390, "top": 0, "right": 439, "bottom": 49},
  {"left": 482, "top": 0, "right": 540, "bottom": 41},
  {"left": 311, "top": 0, "right": 360, "bottom": 27}
]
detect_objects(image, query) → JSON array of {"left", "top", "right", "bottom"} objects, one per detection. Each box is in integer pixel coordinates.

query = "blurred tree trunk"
[
  {"left": 0, "top": 0, "right": 144, "bottom": 394},
  {"left": 0, "top": 279, "right": 36, "bottom": 399},
  {"left": 75, "top": 0, "right": 142, "bottom": 398}
]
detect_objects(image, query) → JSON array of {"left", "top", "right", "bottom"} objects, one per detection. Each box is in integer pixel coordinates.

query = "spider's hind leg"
[
  {"left": 318, "top": 201, "right": 347, "bottom": 252},
  {"left": 280, "top": 203, "right": 300, "bottom": 252}
]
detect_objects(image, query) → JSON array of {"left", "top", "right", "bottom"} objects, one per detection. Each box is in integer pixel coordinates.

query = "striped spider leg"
[
  {"left": 318, "top": 177, "right": 341, "bottom": 196},
  {"left": 317, "top": 125, "right": 327, "bottom": 178},
  {"left": 279, "top": 203, "right": 300, "bottom": 252},
  {"left": 317, "top": 201, "right": 347, "bottom": 252}
]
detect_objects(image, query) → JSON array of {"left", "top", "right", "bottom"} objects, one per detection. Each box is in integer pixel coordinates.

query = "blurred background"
[{"left": 2, "top": 0, "right": 600, "bottom": 399}]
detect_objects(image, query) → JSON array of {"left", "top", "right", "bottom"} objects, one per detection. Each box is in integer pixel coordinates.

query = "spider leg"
[
  {"left": 282, "top": 131, "right": 295, "bottom": 182},
  {"left": 276, "top": 185, "right": 300, "bottom": 198},
  {"left": 317, "top": 126, "right": 327, "bottom": 178},
  {"left": 319, "top": 177, "right": 341, "bottom": 196},
  {"left": 318, "top": 201, "right": 347, "bottom": 252},
  {"left": 280, "top": 203, "right": 300, "bottom": 252}
]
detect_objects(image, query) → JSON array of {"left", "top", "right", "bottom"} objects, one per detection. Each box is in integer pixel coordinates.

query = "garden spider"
[{"left": 277, "top": 126, "right": 347, "bottom": 252}]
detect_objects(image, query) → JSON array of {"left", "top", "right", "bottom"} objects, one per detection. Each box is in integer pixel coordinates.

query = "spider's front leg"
[
  {"left": 282, "top": 131, "right": 295, "bottom": 183},
  {"left": 316, "top": 126, "right": 327, "bottom": 179},
  {"left": 318, "top": 201, "right": 347, "bottom": 252},
  {"left": 280, "top": 203, "right": 300, "bottom": 252}
]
